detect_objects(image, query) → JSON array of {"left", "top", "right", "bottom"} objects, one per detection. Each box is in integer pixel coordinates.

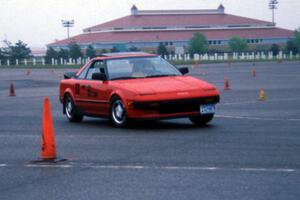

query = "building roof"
[
  {"left": 49, "top": 28, "right": 293, "bottom": 46},
  {"left": 83, "top": 13, "right": 272, "bottom": 33},
  {"left": 48, "top": 5, "right": 293, "bottom": 47}
]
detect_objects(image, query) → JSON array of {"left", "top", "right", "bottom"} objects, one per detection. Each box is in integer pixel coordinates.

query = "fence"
[
  {"left": 0, "top": 51, "right": 299, "bottom": 66},
  {"left": 0, "top": 57, "right": 90, "bottom": 66},
  {"left": 163, "top": 51, "right": 300, "bottom": 62}
]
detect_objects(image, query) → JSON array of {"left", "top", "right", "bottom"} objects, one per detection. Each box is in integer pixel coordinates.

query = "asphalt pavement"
[{"left": 0, "top": 61, "right": 300, "bottom": 200}]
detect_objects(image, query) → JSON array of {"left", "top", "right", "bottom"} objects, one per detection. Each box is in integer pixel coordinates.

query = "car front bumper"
[{"left": 127, "top": 95, "right": 220, "bottom": 119}]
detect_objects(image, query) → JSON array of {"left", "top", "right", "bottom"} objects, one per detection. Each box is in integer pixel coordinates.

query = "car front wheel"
[
  {"left": 189, "top": 114, "right": 214, "bottom": 126},
  {"left": 110, "top": 97, "right": 128, "bottom": 127},
  {"left": 64, "top": 94, "right": 83, "bottom": 122}
]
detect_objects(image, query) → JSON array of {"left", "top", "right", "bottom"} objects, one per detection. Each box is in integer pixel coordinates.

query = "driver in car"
[{"left": 131, "top": 60, "right": 155, "bottom": 77}]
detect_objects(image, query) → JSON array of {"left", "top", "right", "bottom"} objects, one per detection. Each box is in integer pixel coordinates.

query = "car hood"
[{"left": 110, "top": 76, "right": 216, "bottom": 95}]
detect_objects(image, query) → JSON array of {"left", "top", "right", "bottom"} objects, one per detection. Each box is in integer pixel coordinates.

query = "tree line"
[
  {"left": 45, "top": 43, "right": 141, "bottom": 64},
  {"left": 0, "top": 40, "right": 31, "bottom": 64},
  {"left": 43, "top": 27, "right": 300, "bottom": 63},
  {"left": 1, "top": 28, "right": 300, "bottom": 64},
  {"left": 180, "top": 28, "right": 300, "bottom": 57},
  {"left": 45, "top": 42, "right": 86, "bottom": 64}
]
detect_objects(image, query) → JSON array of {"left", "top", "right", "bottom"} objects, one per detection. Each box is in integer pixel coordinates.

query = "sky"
[{"left": 0, "top": 0, "right": 299, "bottom": 48}]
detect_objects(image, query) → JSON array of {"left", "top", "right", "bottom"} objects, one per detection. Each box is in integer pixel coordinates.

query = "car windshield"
[{"left": 106, "top": 56, "right": 181, "bottom": 80}]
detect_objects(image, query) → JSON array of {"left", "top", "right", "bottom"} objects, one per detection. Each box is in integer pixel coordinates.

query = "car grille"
[{"left": 133, "top": 96, "right": 220, "bottom": 114}]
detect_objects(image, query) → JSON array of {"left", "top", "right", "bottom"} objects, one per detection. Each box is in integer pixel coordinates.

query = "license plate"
[{"left": 200, "top": 104, "right": 215, "bottom": 114}]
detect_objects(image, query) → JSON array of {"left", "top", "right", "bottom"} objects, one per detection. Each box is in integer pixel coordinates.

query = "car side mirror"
[
  {"left": 92, "top": 72, "right": 107, "bottom": 81},
  {"left": 64, "top": 72, "right": 77, "bottom": 79},
  {"left": 179, "top": 67, "right": 189, "bottom": 75}
]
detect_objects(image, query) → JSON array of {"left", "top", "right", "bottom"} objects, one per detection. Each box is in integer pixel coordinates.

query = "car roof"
[
  {"left": 76, "top": 52, "right": 158, "bottom": 76},
  {"left": 92, "top": 52, "right": 158, "bottom": 60}
]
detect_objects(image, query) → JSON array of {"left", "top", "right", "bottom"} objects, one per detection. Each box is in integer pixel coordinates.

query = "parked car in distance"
[{"left": 59, "top": 52, "right": 220, "bottom": 127}]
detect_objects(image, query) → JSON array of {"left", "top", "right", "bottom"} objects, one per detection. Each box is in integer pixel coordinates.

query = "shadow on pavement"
[{"left": 69, "top": 117, "right": 216, "bottom": 132}]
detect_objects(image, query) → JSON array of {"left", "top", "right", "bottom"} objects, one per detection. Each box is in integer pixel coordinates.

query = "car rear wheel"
[
  {"left": 189, "top": 114, "right": 214, "bottom": 126},
  {"left": 110, "top": 97, "right": 128, "bottom": 127},
  {"left": 64, "top": 94, "right": 83, "bottom": 122}
]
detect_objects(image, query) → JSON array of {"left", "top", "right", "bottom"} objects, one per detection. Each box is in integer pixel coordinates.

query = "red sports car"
[{"left": 59, "top": 53, "right": 220, "bottom": 127}]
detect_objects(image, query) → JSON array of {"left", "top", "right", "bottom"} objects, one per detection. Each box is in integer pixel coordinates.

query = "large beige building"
[{"left": 48, "top": 5, "right": 293, "bottom": 53}]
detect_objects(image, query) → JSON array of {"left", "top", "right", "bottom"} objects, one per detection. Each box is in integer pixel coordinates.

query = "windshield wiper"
[
  {"left": 110, "top": 76, "right": 141, "bottom": 80},
  {"left": 111, "top": 74, "right": 178, "bottom": 80},
  {"left": 145, "top": 74, "right": 178, "bottom": 78}
]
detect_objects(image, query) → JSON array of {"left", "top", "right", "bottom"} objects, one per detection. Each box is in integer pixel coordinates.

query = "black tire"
[
  {"left": 189, "top": 114, "right": 214, "bottom": 126},
  {"left": 110, "top": 96, "right": 128, "bottom": 127},
  {"left": 64, "top": 94, "right": 84, "bottom": 122}
]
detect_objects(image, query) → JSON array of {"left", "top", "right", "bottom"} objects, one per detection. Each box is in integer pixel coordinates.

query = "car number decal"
[{"left": 87, "top": 85, "right": 98, "bottom": 97}]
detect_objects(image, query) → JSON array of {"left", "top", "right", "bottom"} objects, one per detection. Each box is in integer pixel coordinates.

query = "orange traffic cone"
[
  {"left": 41, "top": 97, "right": 57, "bottom": 160},
  {"left": 252, "top": 68, "right": 256, "bottom": 77},
  {"left": 26, "top": 69, "right": 31, "bottom": 76},
  {"left": 31, "top": 97, "right": 66, "bottom": 163},
  {"left": 258, "top": 89, "right": 267, "bottom": 101},
  {"left": 9, "top": 82, "right": 16, "bottom": 96},
  {"left": 192, "top": 61, "right": 200, "bottom": 69},
  {"left": 224, "top": 78, "right": 230, "bottom": 90}
]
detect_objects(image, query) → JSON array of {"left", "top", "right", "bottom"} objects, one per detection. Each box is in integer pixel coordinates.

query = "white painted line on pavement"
[
  {"left": 88, "top": 165, "right": 218, "bottom": 171},
  {"left": 89, "top": 165, "right": 147, "bottom": 170},
  {"left": 162, "top": 166, "right": 218, "bottom": 171},
  {"left": 222, "top": 98, "right": 300, "bottom": 106},
  {"left": 0, "top": 94, "right": 57, "bottom": 99},
  {"left": 0, "top": 163, "right": 297, "bottom": 173},
  {"left": 24, "top": 164, "right": 72, "bottom": 168},
  {"left": 0, "top": 135, "right": 38, "bottom": 138},
  {"left": 87, "top": 165, "right": 295, "bottom": 173},
  {"left": 215, "top": 115, "right": 300, "bottom": 121},
  {"left": 222, "top": 100, "right": 260, "bottom": 105},
  {"left": 240, "top": 168, "right": 295, "bottom": 173}
]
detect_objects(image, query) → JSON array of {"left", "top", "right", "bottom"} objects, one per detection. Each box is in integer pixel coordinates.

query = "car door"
[
  {"left": 78, "top": 60, "right": 111, "bottom": 116},
  {"left": 73, "top": 62, "right": 91, "bottom": 110}
]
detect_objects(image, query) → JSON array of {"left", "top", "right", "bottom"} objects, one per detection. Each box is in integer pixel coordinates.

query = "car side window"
[
  {"left": 86, "top": 60, "right": 105, "bottom": 80},
  {"left": 78, "top": 64, "right": 91, "bottom": 79}
]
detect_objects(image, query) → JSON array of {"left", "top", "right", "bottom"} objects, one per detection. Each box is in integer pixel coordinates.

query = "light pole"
[
  {"left": 61, "top": 20, "right": 74, "bottom": 39},
  {"left": 269, "top": 0, "right": 279, "bottom": 24}
]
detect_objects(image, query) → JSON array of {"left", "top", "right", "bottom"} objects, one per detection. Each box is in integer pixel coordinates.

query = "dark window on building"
[
  {"left": 228, "top": 25, "right": 251, "bottom": 28},
  {"left": 143, "top": 27, "right": 166, "bottom": 30},
  {"left": 185, "top": 25, "right": 210, "bottom": 29}
]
